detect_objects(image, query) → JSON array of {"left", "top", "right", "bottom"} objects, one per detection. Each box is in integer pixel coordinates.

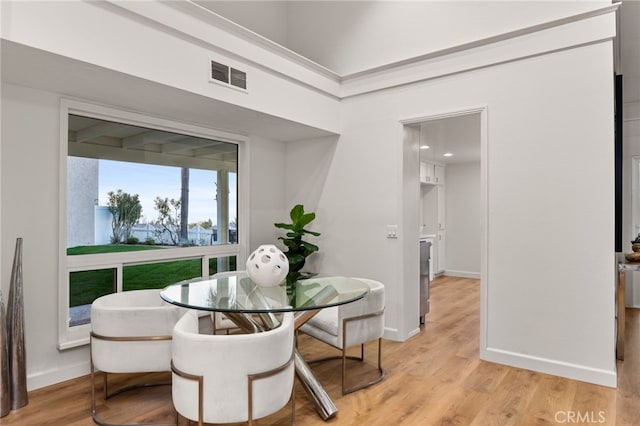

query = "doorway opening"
[{"left": 400, "top": 106, "right": 487, "bottom": 356}]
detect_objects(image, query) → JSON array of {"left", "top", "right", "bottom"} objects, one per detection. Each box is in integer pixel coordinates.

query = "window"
[{"left": 59, "top": 100, "right": 248, "bottom": 349}]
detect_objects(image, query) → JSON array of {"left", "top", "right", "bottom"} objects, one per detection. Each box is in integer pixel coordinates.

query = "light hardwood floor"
[{"left": 1, "top": 276, "right": 639, "bottom": 425}]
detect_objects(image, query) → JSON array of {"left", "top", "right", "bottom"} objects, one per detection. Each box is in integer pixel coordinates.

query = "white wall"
[
  {"left": 623, "top": 102, "right": 640, "bottom": 307},
  {"left": 1, "top": 83, "right": 91, "bottom": 388},
  {"left": 305, "top": 39, "right": 615, "bottom": 386},
  {"left": 284, "top": 136, "right": 338, "bottom": 213},
  {"left": 248, "top": 134, "right": 287, "bottom": 250},
  {"left": 445, "top": 162, "right": 481, "bottom": 278},
  {"left": 278, "top": 136, "right": 340, "bottom": 271},
  {"left": 243, "top": 134, "right": 341, "bottom": 260},
  {"left": 618, "top": 0, "right": 639, "bottom": 105}
]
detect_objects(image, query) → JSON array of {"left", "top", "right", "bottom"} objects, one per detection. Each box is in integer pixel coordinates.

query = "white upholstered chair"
[
  {"left": 209, "top": 270, "right": 247, "bottom": 334},
  {"left": 171, "top": 310, "right": 295, "bottom": 426},
  {"left": 298, "top": 278, "right": 385, "bottom": 394},
  {"left": 90, "top": 289, "right": 184, "bottom": 425}
]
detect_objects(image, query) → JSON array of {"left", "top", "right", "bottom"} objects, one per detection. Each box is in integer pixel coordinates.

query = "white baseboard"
[
  {"left": 406, "top": 326, "right": 421, "bottom": 340},
  {"left": 27, "top": 361, "right": 90, "bottom": 391},
  {"left": 382, "top": 326, "right": 403, "bottom": 342},
  {"left": 482, "top": 347, "right": 617, "bottom": 388},
  {"left": 443, "top": 270, "right": 481, "bottom": 279},
  {"left": 382, "top": 324, "right": 421, "bottom": 342}
]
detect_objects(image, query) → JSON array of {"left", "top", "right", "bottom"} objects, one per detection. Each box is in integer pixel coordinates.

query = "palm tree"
[{"left": 180, "top": 167, "right": 189, "bottom": 244}]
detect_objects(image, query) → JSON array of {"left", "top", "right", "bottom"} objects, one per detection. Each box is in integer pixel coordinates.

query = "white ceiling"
[{"left": 418, "top": 113, "right": 481, "bottom": 165}]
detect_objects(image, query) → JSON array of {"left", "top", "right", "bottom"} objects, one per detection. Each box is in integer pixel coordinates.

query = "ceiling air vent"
[
  {"left": 210, "top": 60, "right": 229, "bottom": 84},
  {"left": 230, "top": 68, "right": 247, "bottom": 90},
  {"left": 210, "top": 60, "right": 247, "bottom": 90}
]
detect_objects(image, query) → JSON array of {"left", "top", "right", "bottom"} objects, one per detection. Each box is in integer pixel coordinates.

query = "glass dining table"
[{"left": 160, "top": 273, "right": 370, "bottom": 420}]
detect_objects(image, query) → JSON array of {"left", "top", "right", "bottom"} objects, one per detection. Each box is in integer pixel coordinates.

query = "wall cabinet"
[
  {"left": 433, "top": 185, "right": 446, "bottom": 274},
  {"left": 434, "top": 164, "right": 445, "bottom": 185},
  {"left": 436, "top": 231, "right": 446, "bottom": 273},
  {"left": 421, "top": 168, "right": 446, "bottom": 275},
  {"left": 420, "top": 161, "right": 435, "bottom": 184},
  {"left": 437, "top": 184, "right": 445, "bottom": 231},
  {"left": 420, "top": 161, "right": 445, "bottom": 185}
]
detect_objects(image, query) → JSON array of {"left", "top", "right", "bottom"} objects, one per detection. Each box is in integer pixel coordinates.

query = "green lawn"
[
  {"left": 67, "top": 244, "right": 163, "bottom": 255},
  {"left": 68, "top": 245, "right": 235, "bottom": 306}
]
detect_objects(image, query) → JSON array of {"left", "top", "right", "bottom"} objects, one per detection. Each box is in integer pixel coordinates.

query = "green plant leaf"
[
  {"left": 288, "top": 253, "right": 306, "bottom": 265},
  {"left": 280, "top": 239, "right": 295, "bottom": 248},
  {"left": 302, "top": 241, "right": 319, "bottom": 253},
  {"left": 274, "top": 223, "right": 294, "bottom": 230},
  {"left": 297, "top": 212, "right": 316, "bottom": 228},
  {"left": 289, "top": 204, "right": 304, "bottom": 223}
]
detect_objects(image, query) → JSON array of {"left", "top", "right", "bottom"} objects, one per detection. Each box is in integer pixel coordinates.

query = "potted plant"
[{"left": 275, "top": 204, "right": 320, "bottom": 290}]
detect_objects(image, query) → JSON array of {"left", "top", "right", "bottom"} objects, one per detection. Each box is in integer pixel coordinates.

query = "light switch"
[{"left": 386, "top": 225, "right": 398, "bottom": 239}]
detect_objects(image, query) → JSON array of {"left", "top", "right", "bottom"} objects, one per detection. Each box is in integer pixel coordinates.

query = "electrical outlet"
[{"left": 386, "top": 225, "right": 398, "bottom": 239}]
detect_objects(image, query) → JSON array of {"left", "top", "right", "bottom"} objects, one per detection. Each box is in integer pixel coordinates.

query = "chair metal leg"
[
  {"left": 89, "top": 348, "right": 178, "bottom": 426},
  {"left": 91, "top": 364, "right": 175, "bottom": 426},
  {"left": 302, "top": 336, "right": 385, "bottom": 395},
  {"left": 301, "top": 309, "right": 385, "bottom": 395},
  {"left": 171, "top": 362, "right": 204, "bottom": 426},
  {"left": 91, "top": 357, "right": 98, "bottom": 420},
  {"left": 341, "top": 337, "right": 385, "bottom": 395},
  {"left": 90, "top": 332, "right": 176, "bottom": 425}
]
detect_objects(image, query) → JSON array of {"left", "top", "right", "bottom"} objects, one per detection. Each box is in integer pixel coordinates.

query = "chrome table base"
[{"left": 224, "top": 286, "right": 340, "bottom": 420}]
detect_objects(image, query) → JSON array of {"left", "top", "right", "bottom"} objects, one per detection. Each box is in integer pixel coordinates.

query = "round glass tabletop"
[{"left": 160, "top": 274, "right": 370, "bottom": 313}]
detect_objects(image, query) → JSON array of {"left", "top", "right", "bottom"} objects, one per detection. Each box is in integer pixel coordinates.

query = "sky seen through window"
[{"left": 98, "top": 160, "right": 237, "bottom": 225}]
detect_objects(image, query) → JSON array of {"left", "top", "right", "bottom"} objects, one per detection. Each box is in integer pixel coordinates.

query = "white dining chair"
[
  {"left": 298, "top": 278, "right": 385, "bottom": 394},
  {"left": 171, "top": 310, "right": 295, "bottom": 426},
  {"left": 90, "top": 289, "right": 184, "bottom": 425}
]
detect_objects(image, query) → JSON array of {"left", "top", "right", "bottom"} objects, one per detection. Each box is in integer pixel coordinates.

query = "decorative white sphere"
[{"left": 246, "top": 244, "right": 289, "bottom": 287}]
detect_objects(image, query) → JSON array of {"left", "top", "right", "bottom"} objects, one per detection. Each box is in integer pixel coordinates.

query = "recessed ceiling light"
[
  {"left": 443, "top": 152, "right": 453, "bottom": 157},
  {"left": 420, "top": 145, "right": 430, "bottom": 150}
]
